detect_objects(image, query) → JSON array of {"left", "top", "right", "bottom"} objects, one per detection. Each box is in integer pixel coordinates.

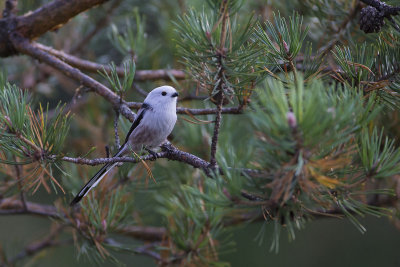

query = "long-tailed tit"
[{"left": 70, "top": 86, "right": 178, "bottom": 205}]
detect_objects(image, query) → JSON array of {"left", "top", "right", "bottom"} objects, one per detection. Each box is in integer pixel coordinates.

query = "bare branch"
[
  {"left": 0, "top": 198, "right": 61, "bottom": 218},
  {"left": 16, "top": 0, "right": 109, "bottom": 40},
  {"left": 35, "top": 43, "right": 186, "bottom": 81},
  {"left": 0, "top": 0, "right": 111, "bottom": 57},
  {"left": 11, "top": 36, "right": 136, "bottom": 122},
  {"left": 115, "top": 226, "right": 166, "bottom": 242},
  {"left": 61, "top": 143, "right": 266, "bottom": 180},
  {"left": 61, "top": 143, "right": 212, "bottom": 174},
  {"left": 127, "top": 102, "right": 243, "bottom": 115}
]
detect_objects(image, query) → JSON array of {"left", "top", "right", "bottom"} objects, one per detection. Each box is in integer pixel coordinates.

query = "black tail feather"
[{"left": 70, "top": 162, "right": 114, "bottom": 206}]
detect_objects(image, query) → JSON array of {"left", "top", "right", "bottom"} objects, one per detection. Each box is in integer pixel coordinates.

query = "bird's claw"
[
  {"left": 145, "top": 148, "right": 158, "bottom": 161},
  {"left": 161, "top": 142, "right": 174, "bottom": 154}
]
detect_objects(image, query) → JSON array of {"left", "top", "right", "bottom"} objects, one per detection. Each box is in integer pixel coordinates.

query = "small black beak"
[{"left": 171, "top": 92, "right": 179, "bottom": 98}]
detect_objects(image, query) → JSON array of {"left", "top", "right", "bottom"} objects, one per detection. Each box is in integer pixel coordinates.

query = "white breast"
[{"left": 127, "top": 105, "right": 177, "bottom": 151}]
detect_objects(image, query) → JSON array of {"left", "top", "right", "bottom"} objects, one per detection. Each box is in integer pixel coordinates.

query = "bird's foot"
[
  {"left": 145, "top": 148, "right": 158, "bottom": 161},
  {"left": 160, "top": 142, "right": 174, "bottom": 154}
]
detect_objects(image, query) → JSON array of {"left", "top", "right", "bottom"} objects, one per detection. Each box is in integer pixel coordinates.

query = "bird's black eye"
[{"left": 161, "top": 91, "right": 167, "bottom": 96}]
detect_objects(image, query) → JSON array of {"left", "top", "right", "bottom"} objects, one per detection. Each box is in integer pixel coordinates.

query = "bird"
[{"left": 70, "top": 85, "right": 179, "bottom": 206}]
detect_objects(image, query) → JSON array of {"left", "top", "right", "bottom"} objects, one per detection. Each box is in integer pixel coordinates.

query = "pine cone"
[{"left": 359, "top": 6, "right": 385, "bottom": 33}]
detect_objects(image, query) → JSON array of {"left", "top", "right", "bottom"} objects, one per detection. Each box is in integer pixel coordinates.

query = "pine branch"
[
  {"left": 35, "top": 43, "right": 186, "bottom": 81},
  {"left": 209, "top": 0, "right": 230, "bottom": 168},
  {"left": 10, "top": 35, "right": 136, "bottom": 122}
]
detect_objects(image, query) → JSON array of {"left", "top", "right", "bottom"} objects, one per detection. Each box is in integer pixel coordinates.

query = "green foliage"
[
  {"left": 0, "top": 79, "right": 70, "bottom": 193},
  {"left": 333, "top": 44, "right": 375, "bottom": 87},
  {"left": 0, "top": 82, "right": 29, "bottom": 135},
  {"left": 156, "top": 181, "right": 230, "bottom": 266},
  {"left": 174, "top": 7, "right": 263, "bottom": 101},
  {"left": 251, "top": 77, "right": 377, "bottom": 168},
  {"left": 359, "top": 128, "right": 400, "bottom": 179},
  {"left": 255, "top": 12, "right": 308, "bottom": 64},
  {"left": 211, "top": 76, "right": 393, "bottom": 249},
  {"left": 332, "top": 40, "right": 400, "bottom": 109},
  {"left": 80, "top": 188, "right": 134, "bottom": 233}
]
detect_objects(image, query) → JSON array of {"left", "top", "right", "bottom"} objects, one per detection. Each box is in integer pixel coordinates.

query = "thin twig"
[
  {"left": 209, "top": 95, "right": 224, "bottom": 167},
  {"left": 114, "top": 110, "right": 121, "bottom": 149}
]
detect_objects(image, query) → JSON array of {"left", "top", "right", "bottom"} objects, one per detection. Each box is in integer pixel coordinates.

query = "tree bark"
[{"left": 0, "top": 0, "right": 109, "bottom": 57}]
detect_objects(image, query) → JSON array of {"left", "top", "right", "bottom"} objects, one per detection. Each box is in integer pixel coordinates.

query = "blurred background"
[{"left": 1, "top": 215, "right": 400, "bottom": 266}]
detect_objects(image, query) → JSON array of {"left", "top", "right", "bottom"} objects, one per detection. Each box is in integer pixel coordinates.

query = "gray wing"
[{"left": 124, "top": 103, "right": 151, "bottom": 145}]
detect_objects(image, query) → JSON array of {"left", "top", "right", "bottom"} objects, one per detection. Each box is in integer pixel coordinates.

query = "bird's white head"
[{"left": 144, "top": 86, "right": 179, "bottom": 110}]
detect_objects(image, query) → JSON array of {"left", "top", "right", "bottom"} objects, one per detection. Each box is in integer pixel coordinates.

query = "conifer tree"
[{"left": 0, "top": 0, "right": 400, "bottom": 266}]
